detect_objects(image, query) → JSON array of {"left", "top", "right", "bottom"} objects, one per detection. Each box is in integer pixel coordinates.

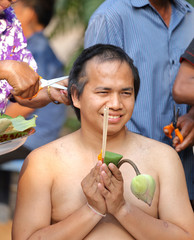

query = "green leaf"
[
  {"left": 0, "top": 114, "right": 37, "bottom": 134},
  {"left": 104, "top": 151, "right": 123, "bottom": 166},
  {"left": 0, "top": 118, "right": 12, "bottom": 134}
]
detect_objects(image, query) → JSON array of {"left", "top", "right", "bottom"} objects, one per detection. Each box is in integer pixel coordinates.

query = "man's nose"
[{"left": 107, "top": 93, "right": 122, "bottom": 110}]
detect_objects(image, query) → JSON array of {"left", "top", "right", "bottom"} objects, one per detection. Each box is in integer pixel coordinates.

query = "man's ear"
[{"left": 71, "top": 87, "right": 81, "bottom": 109}]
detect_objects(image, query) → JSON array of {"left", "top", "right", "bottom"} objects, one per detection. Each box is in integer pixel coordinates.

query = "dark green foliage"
[
  {"left": 186, "top": 0, "right": 194, "bottom": 6},
  {"left": 51, "top": 0, "right": 104, "bottom": 37}
]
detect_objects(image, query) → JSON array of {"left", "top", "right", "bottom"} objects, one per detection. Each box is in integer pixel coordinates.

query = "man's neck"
[
  {"left": 149, "top": 0, "right": 172, "bottom": 27},
  {"left": 78, "top": 125, "right": 128, "bottom": 155},
  {"left": 23, "top": 24, "right": 44, "bottom": 39}
]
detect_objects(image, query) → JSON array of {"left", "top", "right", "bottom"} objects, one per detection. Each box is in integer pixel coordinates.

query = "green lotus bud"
[
  {"left": 98, "top": 151, "right": 156, "bottom": 206},
  {"left": 131, "top": 174, "right": 156, "bottom": 206},
  {"left": 118, "top": 159, "right": 156, "bottom": 206},
  {"left": 103, "top": 151, "right": 123, "bottom": 166}
]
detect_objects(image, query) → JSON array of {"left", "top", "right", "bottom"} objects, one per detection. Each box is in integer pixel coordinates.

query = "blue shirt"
[
  {"left": 24, "top": 32, "right": 67, "bottom": 150},
  {"left": 84, "top": 0, "right": 194, "bottom": 199}
]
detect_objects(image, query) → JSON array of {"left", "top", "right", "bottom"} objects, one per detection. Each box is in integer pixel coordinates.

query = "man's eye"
[
  {"left": 122, "top": 92, "right": 131, "bottom": 96},
  {"left": 97, "top": 91, "right": 108, "bottom": 94}
]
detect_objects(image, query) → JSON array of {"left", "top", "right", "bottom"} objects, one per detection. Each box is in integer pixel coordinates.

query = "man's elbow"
[{"left": 172, "top": 84, "right": 184, "bottom": 104}]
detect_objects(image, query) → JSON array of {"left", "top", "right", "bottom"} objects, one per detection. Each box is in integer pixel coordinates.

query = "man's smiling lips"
[
  {"left": 101, "top": 113, "right": 122, "bottom": 123},
  {"left": 108, "top": 115, "right": 120, "bottom": 119}
]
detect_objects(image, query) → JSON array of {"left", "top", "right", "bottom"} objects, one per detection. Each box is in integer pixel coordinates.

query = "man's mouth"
[{"left": 108, "top": 115, "right": 121, "bottom": 119}]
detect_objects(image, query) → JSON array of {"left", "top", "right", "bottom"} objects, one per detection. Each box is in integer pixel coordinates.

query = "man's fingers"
[
  {"left": 108, "top": 163, "right": 123, "bottom": 182},
  {"left": 100, "top": 163, "right": 112, "bottom": 178},
  {"left": 101, "top": 170, "right": 113, "bottom": 191},
  {"left": 82, "top": 161, "right": 102, "bottom": 189},
  {"left": 98, "top": 182, "right": 109, "bottom": 198},
  {"left": 175, "top": 132, "right": 194, "bottom": 152}
]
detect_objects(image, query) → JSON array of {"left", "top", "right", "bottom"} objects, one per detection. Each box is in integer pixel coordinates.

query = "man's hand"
[
  {"left": 49, "top": 77, "right": 70, "bottom": 105},
  {"left": 173, "top": 108, "right": 194, "bottom": 152},
  {"left": 81, "top": 161, "right": 107, "bottom": 215},
  {"left": 98, "top": 163, "right": 125, "bottom": 216},
  {"left": 0, "top": 60, "right": 40, "bottom": 98}
]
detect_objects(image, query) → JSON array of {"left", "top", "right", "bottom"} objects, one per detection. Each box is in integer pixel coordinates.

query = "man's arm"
[
  {"left": 98, "top": 148, "right": 194, "bottom": 240},
  {"left": 5, "top": 102, "right": 34, "bottom": 118},
  {"left": 0, "top": 61, "right": 40, "bottom": 98},
  {"left": 173, "top": 39, "right": 194, "bottom": 105},
  {"left": 14, "top": 80, "right": 70, "bottom": 108},
  {"left": 12, "top": 150, "right": 103, "bottom": 240},
  {"left": 173, "top": 61, "right": 194, "bottom": 105}
]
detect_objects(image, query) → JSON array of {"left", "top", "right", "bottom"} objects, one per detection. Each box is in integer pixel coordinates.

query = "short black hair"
[
  {"left": 20, "top": 0, "right": 55, "bottom": 27},
  {"left": 68, "top": 44, "right": 140, "bottom": 121}
]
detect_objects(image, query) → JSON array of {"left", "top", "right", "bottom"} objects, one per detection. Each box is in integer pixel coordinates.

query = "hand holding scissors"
[
  {"left": 163, "top": 104, "right": 183, "bottom": 144},
  {"left": 20, "top": 75, "right": 68, "bottom": 100}
]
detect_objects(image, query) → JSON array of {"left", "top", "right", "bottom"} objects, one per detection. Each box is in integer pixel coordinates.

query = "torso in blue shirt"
[
  {"left": 84, "top": 0, "right": 194, "bottom": 199},
  {"left": 24, "top": 32, "right": 66, "bottom": 150}
]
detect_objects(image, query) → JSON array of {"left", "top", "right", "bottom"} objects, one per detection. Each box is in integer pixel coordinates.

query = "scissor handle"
[
  {"left": 163, "top": 123, "right": 174, "bottom": 139},
  {"left": 175, "top": 128, "right": 183, "bottom": 143}
]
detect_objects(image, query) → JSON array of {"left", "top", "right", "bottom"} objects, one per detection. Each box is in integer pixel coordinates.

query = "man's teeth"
[{"left": 108, "top": 115, "right": 120, "bottom": 119}]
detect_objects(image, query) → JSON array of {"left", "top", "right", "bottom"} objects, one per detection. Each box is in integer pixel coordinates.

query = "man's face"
[{"left": 73, "top": 58, "right": 135, "bottom": 136}]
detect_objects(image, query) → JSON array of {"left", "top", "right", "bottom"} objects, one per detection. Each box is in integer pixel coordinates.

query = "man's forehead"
[
  {"left": 83, "top": 60, "right": 134, "bottom": 88},
  {"left": 85, "top": 57, "right": 132, "bottom": 74}
]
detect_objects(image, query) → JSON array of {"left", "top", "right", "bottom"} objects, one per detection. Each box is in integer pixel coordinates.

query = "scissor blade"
[
  {"left": 40, "top": 76, "right": 68, "bottom": 88},
  {"left": 50, "top": 83, "right": 67, "bottom": 90}
]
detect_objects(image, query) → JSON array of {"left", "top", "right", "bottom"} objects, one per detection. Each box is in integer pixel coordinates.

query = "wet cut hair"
[
  {"left": 20, "top": 0, "right": 55, "bottom": 27},
  {"left": 68, "top": 44, "right": 140, "bottom": 121}
]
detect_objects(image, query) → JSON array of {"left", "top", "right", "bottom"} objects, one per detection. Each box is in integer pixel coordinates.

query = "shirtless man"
[{"left": 12, "top": 44, "right": 194, "bottom": 240}]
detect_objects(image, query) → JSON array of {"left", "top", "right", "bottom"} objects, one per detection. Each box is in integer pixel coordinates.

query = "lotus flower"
[
  {"left": 100, "top": 151, "right": 156, "bottom": 206},
  {"left": 130, "top": 174, "right": 156, "bottom": 206}
]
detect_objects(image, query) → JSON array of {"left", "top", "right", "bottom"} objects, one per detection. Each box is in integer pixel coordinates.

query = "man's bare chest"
[{"left": 50, "top": 159, "right": 159, "bottom": 223}]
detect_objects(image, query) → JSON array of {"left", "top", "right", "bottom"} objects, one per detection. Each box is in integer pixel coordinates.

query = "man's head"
[
  {"left": 14, "top": 0, "right": 55, "bottom": 30},
  {"left": 68, "top": 44, "right": 140, "bottom": 122}
]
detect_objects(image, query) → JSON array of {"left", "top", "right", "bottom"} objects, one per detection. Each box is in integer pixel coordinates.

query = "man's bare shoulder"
[
  {"left": 21, "top": 131, "right": 80, "bottom": 171},
  {"left": 128, "top": 131, "right": 180, "bottom": 161},
  {"left": 30, "top": 130, "right": 79, "bottom": 155}
]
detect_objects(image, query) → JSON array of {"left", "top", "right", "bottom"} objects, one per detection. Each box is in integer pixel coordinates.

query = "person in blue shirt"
[
  {"left": 84, "top": 0, "right": 194, "bottom": 209},
  {"left": 0, "top": 0, "right": 67, "bottom": 160}
]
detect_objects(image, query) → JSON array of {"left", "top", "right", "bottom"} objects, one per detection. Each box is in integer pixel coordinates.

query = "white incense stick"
[{"left": 102, "top": 106, "right": 109, "bottom": 159}]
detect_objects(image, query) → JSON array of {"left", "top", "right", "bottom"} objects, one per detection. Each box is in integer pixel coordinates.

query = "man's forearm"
[
  {"left": 173, "top": 61, "right": 194, "bottom": 105},
  {"left": 115, "top": 204, "right": 193, "bottom": 240},
  {"left": 20, "top": 204, "right": 102, "bottom": 240},
  {"left": 14, "top": 88, "right": 51, "bottom": 108}
]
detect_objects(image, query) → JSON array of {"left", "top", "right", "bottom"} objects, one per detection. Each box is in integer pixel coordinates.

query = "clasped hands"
[{"left": 81, "top": 161, "right": 125, "bottom": 217}]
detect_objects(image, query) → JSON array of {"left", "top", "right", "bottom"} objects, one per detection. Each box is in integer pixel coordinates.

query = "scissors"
[
  {"left": 40, "top": 76, "right": 68, "bottom": 90},
  {"left": 163, "top": 104, "right": 183, "bottom": 143},
  {"left": 19, "top": 75, "right": 68, "bottom": 100}
]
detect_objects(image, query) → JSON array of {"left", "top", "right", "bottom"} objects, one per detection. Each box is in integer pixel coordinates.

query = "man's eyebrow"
[
  {"left": 95, "top": 87, "right": 111, "bottom": 90},
  {"left": 122, "top": 87, "right": 134, "bottom": 91},
  {"left": 95, "top": 87, "right": 134, "bottom": 91}
]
